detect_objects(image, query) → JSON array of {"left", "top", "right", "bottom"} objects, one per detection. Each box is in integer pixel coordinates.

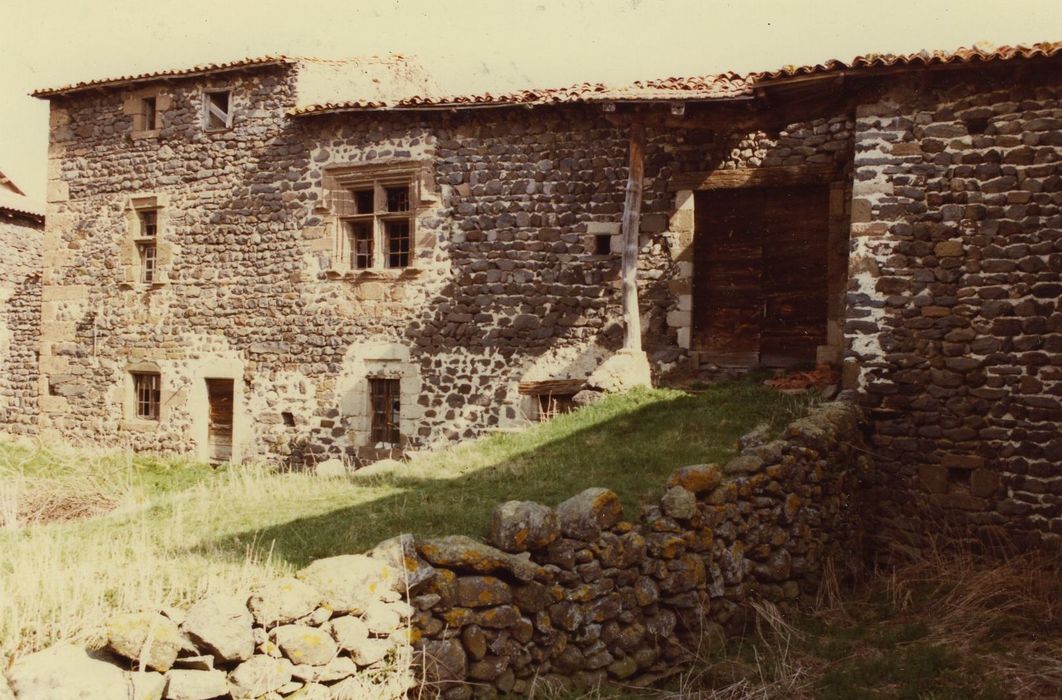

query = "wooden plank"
[
  {"left": 518, "top": 379, "right": 585, "bottom": 396},
  {"left": 620, "top": 124, "right": 646, "bottom": 351},
  {"left": 670, "top": 164, "right": 840, "bottom": 192}
]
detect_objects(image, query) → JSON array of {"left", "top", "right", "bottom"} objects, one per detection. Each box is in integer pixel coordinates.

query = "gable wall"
[{"left": 0, "top": 211, "right": 42, "bottom": 436}]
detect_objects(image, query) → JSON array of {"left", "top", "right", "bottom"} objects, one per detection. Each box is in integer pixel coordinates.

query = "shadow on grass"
[{"left": 199, "top": 381, "right": 813, "bottom": 568}]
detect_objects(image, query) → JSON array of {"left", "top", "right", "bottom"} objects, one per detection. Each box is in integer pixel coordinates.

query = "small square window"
[
  {"left": 132, "top": 372, "right": 161, "bottom": 421},
  {"left": 137, "top": 241, "right": 157, "bottom": 284},
  {"left": 353, "top": 189, "right": 374, "bottom": 215},
  {"left": 385, "top": 220, "right": 411, "bottom": 269},
  {"left": 349, "top": 222, "right": 373, "bottom": 269},
  {"left": 138, "top": 209, "right": 158, "bottom": 238},
  {"left": 204, "top": 90, "right": 232, "bottom": 130},
  {"left": 369, "top": 377, "right": 400, "bottom": 445},
  {"left": 142, "top": 97, "right": 158, "bottom": 131},
  {"left": 594, "top": 234, "right": 612, "bottom": 255}
]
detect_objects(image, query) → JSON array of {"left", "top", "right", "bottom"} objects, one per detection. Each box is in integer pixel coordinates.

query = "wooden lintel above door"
[{"left": 670, "top": 164, "right": 841, "bottom": 192}]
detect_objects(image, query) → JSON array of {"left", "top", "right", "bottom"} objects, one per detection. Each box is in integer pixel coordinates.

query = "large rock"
[
  {"left": 163, "top": 669, "right": 228, "bottom": 700},
  {"left": 666, "top": 464, "right": 722, "bottom": 494},
  {"left": 296, "top": 554, "right": 398, "bottom": 613},
  {"left": 455, "top": 576, "right": 512, "bottom": 608},
  {"left": 418, "top": 638, "right": 467, "bottom": 686},
  {"left": 227, "top": 656, "right": 293, "bottom": 699},
  {"left": 555, "top": 488, "right": 623, "bottom": 539},
  {"left": 416, "top": 536, "right": 542, "bottom": 582},
  {"left": 182, "top": 595, "right": 255, "bottom": 663},
  {"left": 7, "top": 642, "right": 129, "bottom": 700},
  {"left": 361, "top": 599, "right": 405, "bottom": 635},
  {"left": 489, "top": 501, "right": 561, "bottom": 553},
  {"left": 326, "top": 615, "right": 369, "bottom": 651},
  {"left": 106, "top": 611, "right": 185, "bottom": 671},
  {"left": 273, "top": 625, "right": 338, "bottom": 666},
  {"left": 248, "top": 577, "right": 320, "bottom": 627},
  {"left": 367, "top": 533, "right": 436, "bottom": 590},
  {"left": 660, "top": 486, "right": 697, "bottom": 520},
  {"left": 585, "top": 349, "right": 651, "bottom": 393}
]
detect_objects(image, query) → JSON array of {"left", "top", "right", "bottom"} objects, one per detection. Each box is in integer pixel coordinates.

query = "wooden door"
[
  {"left": 693, "top": 185, "right": 829, "bottom": 367},
  {"left": 206, "top": 378, "right": 234, "bottom": 463},
  {"left": 693, "top": 188, "right": 763, "bottom": 367}
]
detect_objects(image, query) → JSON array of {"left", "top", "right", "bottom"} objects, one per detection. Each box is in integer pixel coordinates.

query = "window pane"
[
  {"left": 353, "top": 189, "right": 374, "bottom": 215},
  {"left": 138, "top": 242, "right": 157, "bottom": 283},
  {"left": 133, "top": 372, "right": 160, "bottom": 421},
  {"left": 385, "top": 220, "right": 411, "bottom": 269},
  {"left": 139, "top": 210, "right": 157, "bottom": 237},
  {"left": 349, "top": 222, "right": 373, "bottom": 269},
  {"left": 385, "top": 186, "right": 410, "bottom": 213},
  {"left": 142, "top": 97, "right": 157, "bottom": 130}
]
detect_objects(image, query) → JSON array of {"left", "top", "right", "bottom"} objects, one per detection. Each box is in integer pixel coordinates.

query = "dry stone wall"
[
  {"left": 844, "top": 67, "right": 1062, "bottom": 551},
  {"left": 1, "top": 401, "right": 867, "bottom": 699},
  {"left": 38, "top": 61, "right": 852, "bottom": 466},
  {"left": 0, "top": 211, "right": 43, "bottom": 436}
]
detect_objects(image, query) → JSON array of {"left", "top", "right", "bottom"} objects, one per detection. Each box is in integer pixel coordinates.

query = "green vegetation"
[{"left": 0, "top": 379, "right": 810, "bottom": 660}]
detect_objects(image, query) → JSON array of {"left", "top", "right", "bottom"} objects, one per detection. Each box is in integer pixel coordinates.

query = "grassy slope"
[{"left": 0, "top": 380, "right": 810, "bottom": 660}]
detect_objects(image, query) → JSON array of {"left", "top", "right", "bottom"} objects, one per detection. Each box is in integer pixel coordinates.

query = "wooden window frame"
[
  {"left": 203, "top": 89, "right": 233, "bottom": 131},
  {"left": 338, "top": 175, "right": 416, "bottom": 271},
  {"left": 132, "top": 372, "right": 161, "bottom": 421},
  {"left": 369, "top": 377, "right": 401, "bottom": 445},
  {"left": 134, "top": 208, "right": 159, "bottom": 285},
  {"left": 141, "top": 96, "right": 158, "bottom": 131}
]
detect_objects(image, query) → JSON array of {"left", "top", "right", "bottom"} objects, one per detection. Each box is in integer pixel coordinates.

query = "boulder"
[
  {"left": 313, "top": 459, "right": 347, "bottom": 478},
  {"left": 585, "top": 349, "right": 651, "bottom": 393},
  {"left": 162, "top": 669, "right": 228, "bottom": 700},
  {"left": 296, "top": 555, "right": 398, "bottom": 613},
  {"left": 7, "top": 642, "right": 129, "bottom": 700},
  {"left": 182, "top": 595, "right": 255, "bottom": 663},
  {"left": 248, "top": 577, "right": 320, "bottom": 627},
  {"left": 227, "top": 656, "right": 293, "bottom": 699},
  {"left": 666, "top": 464, "right": 722, "bottom": 494},
  {"left": 489, "top": 501, "right": 560, "bottom": 553},
  {"left": 273, "top": 625, "right": 338, "bottom": 666},
  {"left": 106, "top": 611, "right": 185, "bottom": 671},
  {"left": 555, "top": 488, "right": 623, "bottom": 539},
  {"left": 367, "top": 533, "right": 435, "bottom": 590},
  {"left": 416, "top": 536, "right": 542, "bottom": 582}
]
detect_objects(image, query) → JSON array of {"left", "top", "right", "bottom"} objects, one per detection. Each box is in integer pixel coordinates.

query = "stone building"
[
  {"left": 21, "top": 42, "right": 1062, "bottom": 549},
  {"left": 0, "top": 170, "right": 44, "bottom": 436}
]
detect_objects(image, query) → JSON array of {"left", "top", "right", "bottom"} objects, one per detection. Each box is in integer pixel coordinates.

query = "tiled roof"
[
  {"left": 32, "top": 56, "right": 297, "bottom": 98},
  {"left": 291, "top": 40, "right": 1062, "bottom": 116}
]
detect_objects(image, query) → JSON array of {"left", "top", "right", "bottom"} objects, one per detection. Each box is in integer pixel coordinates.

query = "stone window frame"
[
  {"left": 321, "top": 161, "right": 435, "bottom": 279},
  {"left": 202, "top": 88, "right": 234, "bottom": 132},
  {"left": 122, "top": 87, "right": 171, "bottom": 139},
  {"left": 120, "top": 195, "right": 173, "bottom": 290}
]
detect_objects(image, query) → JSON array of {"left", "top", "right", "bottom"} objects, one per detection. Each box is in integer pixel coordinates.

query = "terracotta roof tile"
[{"left": 291, "top": 41, "right": 1061, "bottom": 116}]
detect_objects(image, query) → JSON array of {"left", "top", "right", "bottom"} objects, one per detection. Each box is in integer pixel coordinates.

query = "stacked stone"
[
  {"left": 0, "top": 211, "right": 42, "bottom": 436},
  {"left": 845, "top": 70, "right": 1062, "bottom": 552},
  {"left": 5, "top": 546, "right": 419, "bottom": 699}
]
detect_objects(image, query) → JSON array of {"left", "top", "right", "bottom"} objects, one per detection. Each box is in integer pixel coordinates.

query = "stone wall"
[
  {"left": 37, "top": 61, "right": 851, "bottom": 466},
  {"left": 1, "top": 401, "right": 867, "bottom": 699},
  {"left": 844, "top": 66, "right": 1062, "bottom": 551},
  {"left": 0, "top": 210, "right": 43, "bottom": 436}
]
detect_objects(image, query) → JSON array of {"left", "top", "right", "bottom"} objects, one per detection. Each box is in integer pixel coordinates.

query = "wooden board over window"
[{"left": 693, "top": 185, "right": 829, "bottom": 368}]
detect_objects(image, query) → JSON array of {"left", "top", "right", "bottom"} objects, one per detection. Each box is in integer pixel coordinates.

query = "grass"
[{"left": 0, "top": 379, "right": 812, "bottom": 663}]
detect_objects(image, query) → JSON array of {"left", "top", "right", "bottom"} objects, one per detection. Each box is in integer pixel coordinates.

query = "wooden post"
[{"left": 620, "top": 123, "right": 646, "bottom": 351}]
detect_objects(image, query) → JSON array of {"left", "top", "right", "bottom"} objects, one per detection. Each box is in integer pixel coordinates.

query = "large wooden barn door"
[
  {"left": 693, "top": 184, "right": 829, "bottom": 367},
  {"left": 206, "top": 378, "right": 234, "bottom": 463}
]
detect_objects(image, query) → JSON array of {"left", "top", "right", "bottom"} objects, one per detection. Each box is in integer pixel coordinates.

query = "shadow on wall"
[{"left": 197, "top": 382, "right": 811, "bottom": 567}]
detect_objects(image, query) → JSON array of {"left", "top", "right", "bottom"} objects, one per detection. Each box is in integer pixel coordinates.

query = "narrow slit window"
[
  {"left": 349, "top": 221, "right": 373, "bottom": 269},
  {"left": 204, "top": 90, "right": 232, "bottom": 130},
  {"left": 137, "top": 241, "right": 157, "bottom": 284},
  {"left": 142, "top": 97, "right": 157, "bottom": 131},
  {"left": 132, "top": 372, "right": 161, "bottom": 421},
  {"left": 369, "top": 377, "right": 401, "bottom": 444},
  {"left": 385, "top": 220, "right": 411, "bottom": 269}
]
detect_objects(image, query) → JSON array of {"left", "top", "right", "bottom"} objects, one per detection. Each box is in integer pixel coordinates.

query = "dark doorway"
[
  {"left": 206, "top": 378, "right": 234, "bottom": 463},
  {"left": 693, "top": 184, "right": 830, "bottom": 367}
]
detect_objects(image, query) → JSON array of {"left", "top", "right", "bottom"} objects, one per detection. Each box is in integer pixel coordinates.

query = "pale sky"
[{"left": 2, "top": 0, "right": 1059, "bottom": 201}]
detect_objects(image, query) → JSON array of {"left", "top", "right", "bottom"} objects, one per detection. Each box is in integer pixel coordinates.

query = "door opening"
[{"left": 206, "top": 378, "right": 234, "bottom": 463}]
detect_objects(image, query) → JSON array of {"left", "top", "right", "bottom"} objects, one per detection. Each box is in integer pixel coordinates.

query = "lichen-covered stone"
[
  {"left": 227, "top": 655, "right": 293, "bottom": 699},
  {"left": 7, "top": 642, "right": 129, "bottom": 700},
  {"left": 489, "top": 501, "right": 561, "bottom": 553},
  {"left": 556, "top": 488, "right": 623, "bottom": 539},
  {"left": 163, "top": 669, "right": 228, "bottom": 700},
  {"left": 368, "top": 533, "right": 436, "bottom": 591},
  {"left": 666, "top": 464, "right": 722, "bottom": 494},
  {"left": 273, "top": 624, "right": 338, "bottom": 666},
  {"left": 454, "top": 576, "right": 512, "bottom": 608},
  {"left": 106, "top": 611, "right": 185, "bottom": 671},
  {"left": 417, "top": 535, "right": 542, "bottom": 581},
  {"left": 182, "top": 595, "right": 255, "bottom": 663},
  {"left": 296, "top": 554, "right": 397, "bottom": 613},
  {"left": 248, "top": 577, "right": 320, "bottom": 627},
  {"left": 660, "top": 486, "right": 696, "bottom": 520}
]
